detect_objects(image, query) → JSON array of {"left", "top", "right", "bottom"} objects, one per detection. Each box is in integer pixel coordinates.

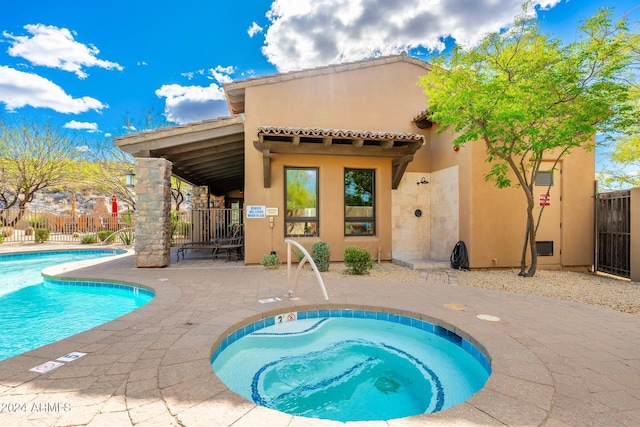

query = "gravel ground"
[
  {"left": 455, "top": 268, "right": 640, "bottom": 315},
  {"left": 269, "top": 262, "right": 640, "bottom": 315}
]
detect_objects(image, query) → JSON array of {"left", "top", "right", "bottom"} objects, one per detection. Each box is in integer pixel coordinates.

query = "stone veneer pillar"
[
  {"left": 191, "top": 186, "right": 210, "bottom": 209},
  {"left": 134, "top": 158, "right": 172, "bottom": 267}
]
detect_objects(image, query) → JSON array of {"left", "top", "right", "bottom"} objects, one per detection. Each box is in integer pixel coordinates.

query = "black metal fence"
[{"left": 595, "top": 190, "right": 631, "bottom": 278}]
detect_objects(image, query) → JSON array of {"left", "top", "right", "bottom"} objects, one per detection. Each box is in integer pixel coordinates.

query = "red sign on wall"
[{"left": 539, "top": 193, "right": 551, "bottom": 206}]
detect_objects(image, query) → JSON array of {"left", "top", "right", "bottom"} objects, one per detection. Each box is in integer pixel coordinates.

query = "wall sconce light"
[
  {"left": 417, "top": 177, "right": 429, "bottom": 185},
  {"left": 125, "top": 171, "right": 136, "bottom": 187}
]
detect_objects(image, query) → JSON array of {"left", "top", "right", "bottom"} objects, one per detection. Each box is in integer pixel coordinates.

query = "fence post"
[{"left": 631, "top": 187, "right": 640, "bottom": 282}]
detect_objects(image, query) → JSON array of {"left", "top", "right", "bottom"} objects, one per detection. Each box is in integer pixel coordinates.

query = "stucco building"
[{"left": 115, "top": 54, "right": 595, "bottom": 270}]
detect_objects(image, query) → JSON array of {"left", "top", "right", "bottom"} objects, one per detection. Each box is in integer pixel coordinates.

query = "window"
[
  {"left": 285, "top": 167, "right": 318, "bottom": 237},
  {"left": 344, "top": 169, "right": 375, "bottom": 236}
]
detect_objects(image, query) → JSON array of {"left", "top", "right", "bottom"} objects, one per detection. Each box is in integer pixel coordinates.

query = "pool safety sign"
[
  {"left": 539, "top": 193, "right": 551, "bottom": 206},
  {"left": 246, "top": 205, "right": 266, "bottom": 219},
  {"left": 275, "top": 312, "right": 298, "bottom": 324},
  {"left": 29, "top": 361, "right": 64, "bottom": 374},
  {"left": 29, "top": 351, "right": 87, "bottom": 374}
]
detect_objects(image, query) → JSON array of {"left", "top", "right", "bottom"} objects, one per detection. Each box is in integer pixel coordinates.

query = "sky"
[{"left": 0, "top": 0, "right": 638, "bottom": 171}]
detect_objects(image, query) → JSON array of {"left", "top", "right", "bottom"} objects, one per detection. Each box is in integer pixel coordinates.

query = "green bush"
[
  {"left": 26, "top": 215, "right": 45, "bottom": 228},
  {"left": 97, "top": 230, "right": 116, "bottom": 243},
  {"left": 81, "top": 235, "right": 97, "bottom": 244},
  {"left": 344, "top": 246, "right": 373, "bottom": 275},
  {"left": 311, "top": 241, "right": 331, "bottom": 272},
  {"left": 261, "top": 252, "right": 280, "bottom": 269},
  {"left": 34, "top": 228, "right": 50, "bottom": 243},
  {"left": 0, "top": 233, "right": 4, "bottom": 244}
]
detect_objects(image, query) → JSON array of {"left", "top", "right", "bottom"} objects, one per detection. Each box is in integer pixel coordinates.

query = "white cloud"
[
  {"left": 248, "top": 22, "right": 264, "bottom": 38},
  {"left": 3, "top": 24, "right": 123, "bottom": 79},
  {"left": 261, "top": 0, "right": 562, "bottom": 72},
  {"left": 209, "top": 65, "right": 236, "bottom": 85},
  {"left": 64, "top": 120, "right": 99, "bottom": 133},
  {"left": 155, "top": 83, "right": 229, "bottom": 124},
  {"left": 0, "top": 65, "right": 106, "bottom": 113}
]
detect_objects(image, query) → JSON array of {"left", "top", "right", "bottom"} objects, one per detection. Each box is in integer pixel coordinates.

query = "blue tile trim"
[
  {"left": 0, "top": 249, "right": 125, "bottom": 261},
  {"left": 43, "top": 277, "right": 155, "bottom": 298},
  {"left": 212, "top": 309, "right": 491, "bottom": 375}
]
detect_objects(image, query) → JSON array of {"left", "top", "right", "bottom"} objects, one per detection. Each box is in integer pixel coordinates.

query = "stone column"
[
  {"left": 134, "top": 158, "right": 172, "bottom": 267},
  {"left": 191, "top": 186, "right": 210, "bottom": 209}
]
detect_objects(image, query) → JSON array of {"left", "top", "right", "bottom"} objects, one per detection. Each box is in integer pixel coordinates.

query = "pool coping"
[{"left": 0, "top": 247, "right": 639, "bottom": 426}]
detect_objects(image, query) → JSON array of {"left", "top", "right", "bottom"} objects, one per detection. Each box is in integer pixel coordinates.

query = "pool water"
[
  {"left": 0, "top": 250, "right": 153, "bottom": 361},
  {"left": 212, "top": 314, "right": 490, "bottom": 422}
]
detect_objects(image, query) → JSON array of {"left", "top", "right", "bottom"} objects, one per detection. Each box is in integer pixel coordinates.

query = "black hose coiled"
[{"left": 450, "top": 241, "right": 469, "bottom": 270}]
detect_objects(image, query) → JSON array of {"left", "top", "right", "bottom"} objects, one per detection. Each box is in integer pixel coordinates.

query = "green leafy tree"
[
  {"left": 0, "top": 116, "right": 82, "bottom": 226},
  {"left": 419, "top": 4, "right": 638, "bottom": 276},
  {"left": 600, "top": 85, "right": 640, "bottom": 190},
  {"left": 85, "top": 139, "right": 137, "bottom": 209}
]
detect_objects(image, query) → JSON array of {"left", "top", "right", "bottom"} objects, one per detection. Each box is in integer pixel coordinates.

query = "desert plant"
[
  {"left": 34, "top": 228, "right": 50, "bottom": 243},
  {"left": 1, "top": 226, "right": 14, "bottom": 238},
  {"left": 26, "top": 215, "right": 45, "bottom": 228},
  {"left": 81, "top": 235, "right": 97, "bottom": 244},
  {"left": 0, "top": 233, "right": 3, "bottom": 244},
  {"left": 261, "top": 252, "right": 280, "bottom": 269},
  {"left": 97, "top": 230, "right": 116, "bottom": 243},
  {"left": 344, "top": 246, "right": 373, "bottom": 275},
  {"left": 311, "top": 241, "right": 331, "bottom": 272}
]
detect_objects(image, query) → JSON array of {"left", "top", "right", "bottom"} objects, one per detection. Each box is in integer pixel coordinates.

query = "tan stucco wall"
[
  {"left": 242, "top": 60, "right": 431, "bottom": 264},
  {"left": 238, "top": 57, "right": 595, "bottom": 269},
  {"left": 451, "top": 134, "right": 595, "bottom": 269}
]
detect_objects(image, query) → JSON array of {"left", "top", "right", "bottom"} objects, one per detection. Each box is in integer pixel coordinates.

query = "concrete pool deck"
[{"left": 0, "top": 247, "right": 639, "bottom": 426}]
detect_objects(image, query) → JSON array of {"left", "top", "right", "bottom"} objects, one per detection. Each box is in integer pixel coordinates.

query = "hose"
[{"left": 450, "top": 241, "right": 469, "bottom": 270}]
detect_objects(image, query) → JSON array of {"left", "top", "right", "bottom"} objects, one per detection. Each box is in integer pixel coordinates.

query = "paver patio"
[{"left": 0, "top": 247, "right": 638, "bottom": 426}]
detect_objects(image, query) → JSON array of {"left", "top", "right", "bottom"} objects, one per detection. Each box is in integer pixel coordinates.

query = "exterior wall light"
[
  {"left": 417, "top": 177, "right": 429, "bottom": 185},
  {"left": 125, "top": 171, "right": 136, "bottom": 187}
]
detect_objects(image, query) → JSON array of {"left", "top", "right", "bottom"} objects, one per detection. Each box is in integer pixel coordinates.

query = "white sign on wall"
[{"left": 246, "top": 205, "right": 266, "bottom": 219}]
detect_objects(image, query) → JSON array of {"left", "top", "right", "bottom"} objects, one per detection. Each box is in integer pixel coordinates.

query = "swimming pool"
[
  {"left": 0, "top": 250, "right": 154, "bottom": 361},
  {"left": 212, "top": 309, "right": 491, "bottom": 422}
]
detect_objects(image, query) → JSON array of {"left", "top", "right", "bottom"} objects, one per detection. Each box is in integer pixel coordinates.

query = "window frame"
[
  {"left": 344, "top": 168, "right": 376, "bottom": 236},
  {"left": 284, "top": 166, "right": 319, "bottom": 237}
]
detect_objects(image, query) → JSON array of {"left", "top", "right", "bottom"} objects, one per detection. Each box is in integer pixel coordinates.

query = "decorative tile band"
[
  {"left": 0, "top": 249, "right": 125, "bottom": 261},
  {"left": 43, "top": 277, "right": 155, "bottom": 298},
  {"left": 211, "top": 309, "right": 491, "bottom": 374}
]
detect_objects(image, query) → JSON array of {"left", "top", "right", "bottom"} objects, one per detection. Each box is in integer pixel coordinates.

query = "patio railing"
[
  {"left": 1, "top": 207, "right": 243, "bottom": 247},
  {"left": 0, "top": 209, "right": 133, "bottom": 244}
]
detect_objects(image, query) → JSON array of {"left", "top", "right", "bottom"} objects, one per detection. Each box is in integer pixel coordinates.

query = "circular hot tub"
[{"left": 211, "top": 309, "right": 491, "bottom": 422}]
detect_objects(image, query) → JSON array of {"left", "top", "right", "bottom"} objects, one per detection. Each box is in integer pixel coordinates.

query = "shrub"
[
  {"left": 97, "top": 230, "right": 116, "bottom": 243},
  {"left": 311, "top": 241, "right": 331, "bottom": 272},
  {"left": 261, "top": 252, "right": 280, "bottom": 269},
  {"left": 81, "top": 235, "right": 97, "bottom": 244},
  {"left": 34, "top": 228, "right": 50, "bottom": 243},
  {"left": 344, "top": 246, "right": 373, "bottom": 275},
  {"left": 1, "top": 226, "right": 14, "bottom": 238},
  {"left": 0, "top": 233, "right": 3, "bottom": 244},
  {"left": 26, "top": 215, "right": 45, "bottom": 228},
  {"left": 119, "top": 229, "right": 134, "bottom": 245}
]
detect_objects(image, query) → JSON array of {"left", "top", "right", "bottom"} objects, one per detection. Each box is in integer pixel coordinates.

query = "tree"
[
  {"left": 0, "top": 116, "right": 82, "bottom": 226},
  {"left": 85, "top": 139, "right": 137, "bottom": 209},
  {"left": 599, "top": 85, "right": 640, "bottom": 190},
  {"left": 419, "top": 4, "right": 639, "bottom": 276}
]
